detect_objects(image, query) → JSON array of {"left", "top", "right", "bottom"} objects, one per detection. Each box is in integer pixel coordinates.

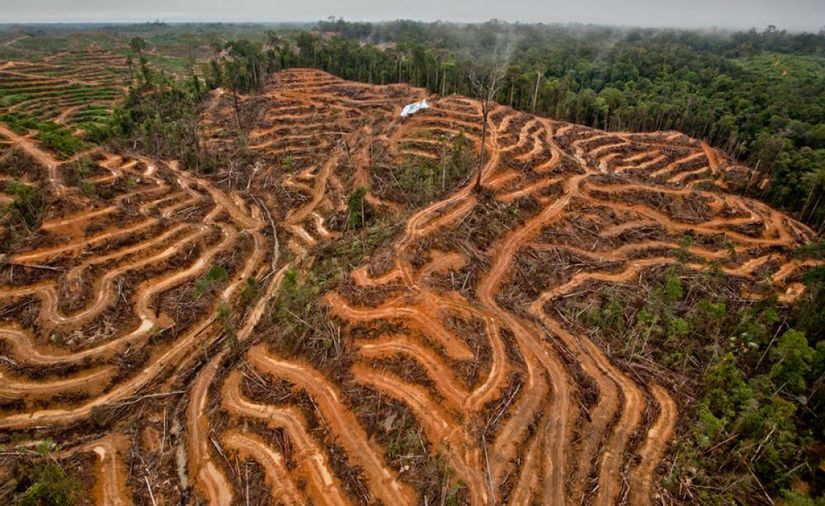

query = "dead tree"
[
  {"left": 469, "top": 64, "right": 506, "bottom": 192},
  {"left": 532, "top": 70, "right": 543, "bottom": 113}
]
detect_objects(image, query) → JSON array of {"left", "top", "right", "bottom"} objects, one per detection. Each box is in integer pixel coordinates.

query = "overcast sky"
[{"left": 2, "top": 0, "right": 824, "bottom": 31}]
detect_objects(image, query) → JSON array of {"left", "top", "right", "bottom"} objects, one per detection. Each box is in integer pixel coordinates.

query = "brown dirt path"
[
  {"left": 0, "top": 122, "right": 66, "bottom": 195},
  {"left": 0, "top": 366, "right": 115, "bottom": 401},
  {"left": 88, "top": 434, "right": 133, "bottom": 506},
  {"left": 629, "top": 385, "right": 677, "bottom": 505},
  {"left": 187, "top": 350, "right": 234, "bottom": 506},
  {"left": 221, "top": 371, "right": 350, "bottom": 505},
  {"left": 247, "top": 346, "right": 416, "bottom": 505},
  {"left": 222, "top": 430, "right": 306, "bottom": 505}
]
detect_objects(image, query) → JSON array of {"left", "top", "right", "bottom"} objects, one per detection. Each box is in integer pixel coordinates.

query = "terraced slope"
[
  {"left": 0, "top": 68, "right": 819, "bottom": 505},
  {"left": 0, "top": 136, "right": 278, "bottom": 503},
  {"left": 0, "top": 47, "right": 127, "bottom": 131}
]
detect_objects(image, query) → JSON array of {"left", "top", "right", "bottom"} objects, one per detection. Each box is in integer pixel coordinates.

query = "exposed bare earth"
[{"left": 0, "top": 69, "right": 819, "bottom": 505}]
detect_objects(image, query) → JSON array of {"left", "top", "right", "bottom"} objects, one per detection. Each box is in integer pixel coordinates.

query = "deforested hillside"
[{"left": 0, "top": 68, "right": 821, "bottom": 505}]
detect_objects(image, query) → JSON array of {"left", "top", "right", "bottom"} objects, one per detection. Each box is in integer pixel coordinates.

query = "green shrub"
[
  {"left": 217, "top": 302, "right": 238, "bottom": 350},
  {"left": 769, "top": 329, "right": 816, "bottom": 395},
  {"left": 347, "top": 186, "right": 367, "bottom": 230},
  {"left": 4, "top": 180, "right": 44, "bottom": 231},
  {"left": 193, "top": 265, "right": 228, "bottom": 299},
  {"left": 0, "top": 113, "right": 86, "bottom": 159},
  {"left": 241, "top": 276, "right": 259, "bottom": 303},
  {"left": 581, "top": 267, "right": 823, "bottom": 501},
  {"left": 14, "top": 462, "right": 79, "bottom": 506},
  {"left": 0, "top": 94, "right": 31, "bottom": 107},
  {"left": 10, "top": 441, "right": 80, "bottom": 506},
  {"left": 35, "top": 122, "right": 86, "bottom": 159}
]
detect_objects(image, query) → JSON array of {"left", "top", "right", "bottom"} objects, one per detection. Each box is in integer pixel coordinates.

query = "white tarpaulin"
[{"left": 400, "top": 99, "right": 429, "bottom": 117}]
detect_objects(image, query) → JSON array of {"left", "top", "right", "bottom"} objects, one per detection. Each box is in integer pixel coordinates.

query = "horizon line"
[{"left": 0, "top": 19, "right": 819, "bottom": 34}]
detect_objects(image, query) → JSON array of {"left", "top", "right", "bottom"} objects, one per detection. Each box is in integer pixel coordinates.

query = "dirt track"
[
  {"left": 0, "top": 68, "right": 819, "bottom": 505},
  {"left": 0, "top": 123, "right": 66, "bottom": 195}
]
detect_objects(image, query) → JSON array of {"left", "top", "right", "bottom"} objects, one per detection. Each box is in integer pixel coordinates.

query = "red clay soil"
[{"left": 0, "top": 68, "right": 819, "bottom": 505}]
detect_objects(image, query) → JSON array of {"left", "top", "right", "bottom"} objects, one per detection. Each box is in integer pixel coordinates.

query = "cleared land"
[
  {"left": 0, "top": 68, "right": 820, "bottom": 504},
  {"left": 0, "top": 46, "right": 127, "bottom": 132}
]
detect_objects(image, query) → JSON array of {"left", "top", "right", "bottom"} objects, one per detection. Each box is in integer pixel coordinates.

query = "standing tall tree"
[
  {"left": 219, "top": 40, "right": 268, "bottom": 130},
  {"left": 125, "top": 54, "right": 134, "bottom": 83},
  {"left": 209, "top": 36, "right": 224, "bottom": 60},
  {"left": 128, "top": 37, "right": 149, "bottom": 84},
  {"left": 224, "top": 59, "right": 246, "bottom": 129},
  {"left": 469, "top": 63, "right": 506, "bottom": 191},
  {"left": 531, "top": 69, "right": 543, "bottom": 113},
  {"left": 129, "top": 37, "right": 146, "bottom": 60},
  {"left": 801, "top": 166, "right": 825, "bottom": 223}
]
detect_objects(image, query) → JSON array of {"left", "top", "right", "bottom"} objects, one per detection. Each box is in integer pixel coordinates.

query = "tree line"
[
  {"left": 114, "top": 22, "right": 825, "bottom": 234},
  {"left": 195, "top": 20, "right": 825, "bottom": 232}
]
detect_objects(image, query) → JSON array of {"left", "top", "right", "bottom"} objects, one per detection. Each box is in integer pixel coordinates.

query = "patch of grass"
[
  {"left": 0, "top": 112, "right": 87, "bottom": 159},
  {"left": 311, "top": 218, "right": 402, "bottom": 289},
  {"left": 0, "top": 93, "right": 32, "bottom": 107}
]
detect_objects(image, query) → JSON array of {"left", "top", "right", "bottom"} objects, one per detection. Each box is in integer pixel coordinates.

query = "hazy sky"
[{"left": 2, "top": 0, "right": 824, "bottom": 31}]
